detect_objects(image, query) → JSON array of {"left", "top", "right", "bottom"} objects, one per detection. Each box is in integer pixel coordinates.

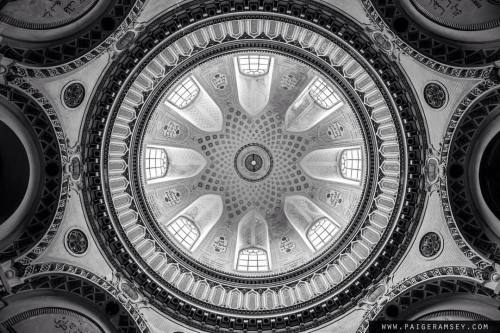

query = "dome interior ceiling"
[{"left": 0, "top": 0, "right": 499, "bottom": 332}]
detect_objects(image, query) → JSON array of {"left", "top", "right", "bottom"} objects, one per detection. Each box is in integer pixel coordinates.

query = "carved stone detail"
[
  {"left": 424, "top": 82, "right": 447, "bottom": 109},
  {"left": 419, "top": 232, "right": 441, "bottom": 258},
  {"left": 63, "top": 82, "right": 85, "bottom": 108},
  {"left": 66, "top": 229, "right": 88, "bottom": 256}
]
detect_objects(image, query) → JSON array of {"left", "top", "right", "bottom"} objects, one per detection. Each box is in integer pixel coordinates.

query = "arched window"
[
  {"left": 307, "top": 218, "right": 338, "bottom": 251},
  {"left": 236, "top": 248, "right": 269, "bottom": 272},
  {"left": 340, "top": 148, "right": 362, "bottom": 182},
  {"left": 166, "top": 216, "right": 200, "bottom": 250},
  {"left": 145, "top": 147, "right": 168, "bottom": 180},
  {"left": 237, "top": 55, "right": 271, "bottom": 76},
  {"left": 167, "top": 77, "right": 199, "bottom": 108},
  {"left": 309, "top": 78, "right": 340, "bottom": 109}
]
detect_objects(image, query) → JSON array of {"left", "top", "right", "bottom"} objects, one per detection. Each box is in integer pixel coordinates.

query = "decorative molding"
[
  {"left": 357, "top": 267, "right": 489, "bottom": 332},
  {"left": 18, "top": 262, "right": 149, "bottom": 332},
  {"left": 0, "top": 83, "right": 68, "bottom": 265},
  {"left": 439, "top": 80, "right": 499, "bottom": 271},
  {"left": 361, "top": 0, "right": 496, "bottom": 75},
  {"left": 65, "top": 229, "right": 89, "bottom": 256},
  {"left": 419, "top": 232, "right": 441, "bottom": 258},
  {"left": 423, "top": 82, "right": 447, "bottom": 109},
  {"left": 80, "top": 1, "right": 427, "bottom": 331},
  {"left": 62, "top": 82, "right": 85, "bottom": 108},
  {"left": 2, "top": 0, "right": 145, "bottom": 75}
]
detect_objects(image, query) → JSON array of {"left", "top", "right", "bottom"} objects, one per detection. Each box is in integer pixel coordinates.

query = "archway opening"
[
  {"left": 479, "top": 131, "right": 500, "bottom": 220},
  {"left": 0, "top": 121, "right": 30, "bottom": 224}
]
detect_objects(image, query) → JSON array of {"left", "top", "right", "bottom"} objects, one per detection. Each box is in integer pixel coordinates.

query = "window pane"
[
  {"left": 340, "top": 148, "right": 362, "bottom": 182},
  {"left": 236, "top": 248, "right": 269, "bottom": 272},
  {"left": 167, "top": 77, "right": 199, "bottom": 108},
  {"left": 237, "top": 55, "right": 271, "bottom": 76},
  {"left": 309, "top": 78, "right": 340, "bottom": 109},
  {"left": 166, "top": 216, "right": 200, "bottom": 250},
  {"left": 145, "top": 147, "right": 168, "bottom": 180},
  {"left": 307, "top": 218, "right": 339, "bottom": 251}
]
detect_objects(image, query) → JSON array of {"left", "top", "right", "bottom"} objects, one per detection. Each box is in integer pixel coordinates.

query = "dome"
[
  {"left": 90, "top": 5, "right": 423, "bottom": 327},
  {"left": 135, "top": 50, "right": 369, "bottom": 277}
]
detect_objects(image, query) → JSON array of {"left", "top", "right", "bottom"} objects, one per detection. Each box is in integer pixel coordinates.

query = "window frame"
[
  {"left": 306, "top": 217, "right": 338, "bottom": 251},
  {"left": 144, "top": 147, "right": 168, "bottom": 181},
  {"left": 236, "top": 247, "right": 270, "bottom": 272},
  {"left": 237, "top": 54, "right": 271, "bottom": 76},
  {"left": 166, "top": 216, "right": 200, "bottom": 251},
  {"left": 308, "top": 77, "right": 340, "bottom": 109},
  {"left": 167, "top": 77, "right": 200, "bottom": 109},
  {"left": 339, "top": 147, "right": 363, "bottom": 182}
]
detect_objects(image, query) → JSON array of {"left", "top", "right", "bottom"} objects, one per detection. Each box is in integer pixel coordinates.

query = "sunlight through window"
[
  {"left": 307, "top": 218, "right": 339, "bottom": 251},
  {"left": 167, "top": 216, "right": 200, "bottom": 250},
  {"left": 309, "top": 78, "right": 340, "bottom": 109},
  {"left": 167, "top": 77, "right": 199, "bottom": 108},
  {"left": 237, "top": 55, "right": 271, "bottom": 76},
  {"left": 236, "top": 248, "right": 269, "bottom": 271},
  {"left": 340, "top": 148, "right": 362, "bottom": 182},
  {"left": 145, "top": 147, "right": 168, "bottom": 180}
]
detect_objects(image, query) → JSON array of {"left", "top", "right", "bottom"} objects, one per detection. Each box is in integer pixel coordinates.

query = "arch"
[
  {"left": 237, "top": 54, "right": 271, "bottom": 76},
  {"left": 309, "top": 77, "right": 340, "bottom": 109},
  {"left": 235, "top": 211, "right": 272, "bottom": 271},
  {"left": 167, "top": 77, "right": 199, "bottom": 108},
  {"left": 167, "top": 216, "right": 200, "bottom": 250},
  {"left": 144, "top": 147, "right": 168, "bottom": 180},
  {"left": 236, "top": 247, "right": 270, "bottom": 272},
  {"left": 340, "top": 147, "right": 362, "bottom": 182},
  {"left": 307, "top": 218, "right": 338, "bottom": 251}
]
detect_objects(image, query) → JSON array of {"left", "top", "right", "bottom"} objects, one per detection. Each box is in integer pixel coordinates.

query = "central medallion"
[{"left": 234, "top": 143, "right": 273, "bottom": 182}]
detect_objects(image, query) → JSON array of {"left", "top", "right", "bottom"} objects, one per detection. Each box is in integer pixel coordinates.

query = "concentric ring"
[
  {"left": 82, "top": 1, "right": 427, "bottom": 330},
  {"left": 235, "top": 143, "right": 273, "bottom": 182}
]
